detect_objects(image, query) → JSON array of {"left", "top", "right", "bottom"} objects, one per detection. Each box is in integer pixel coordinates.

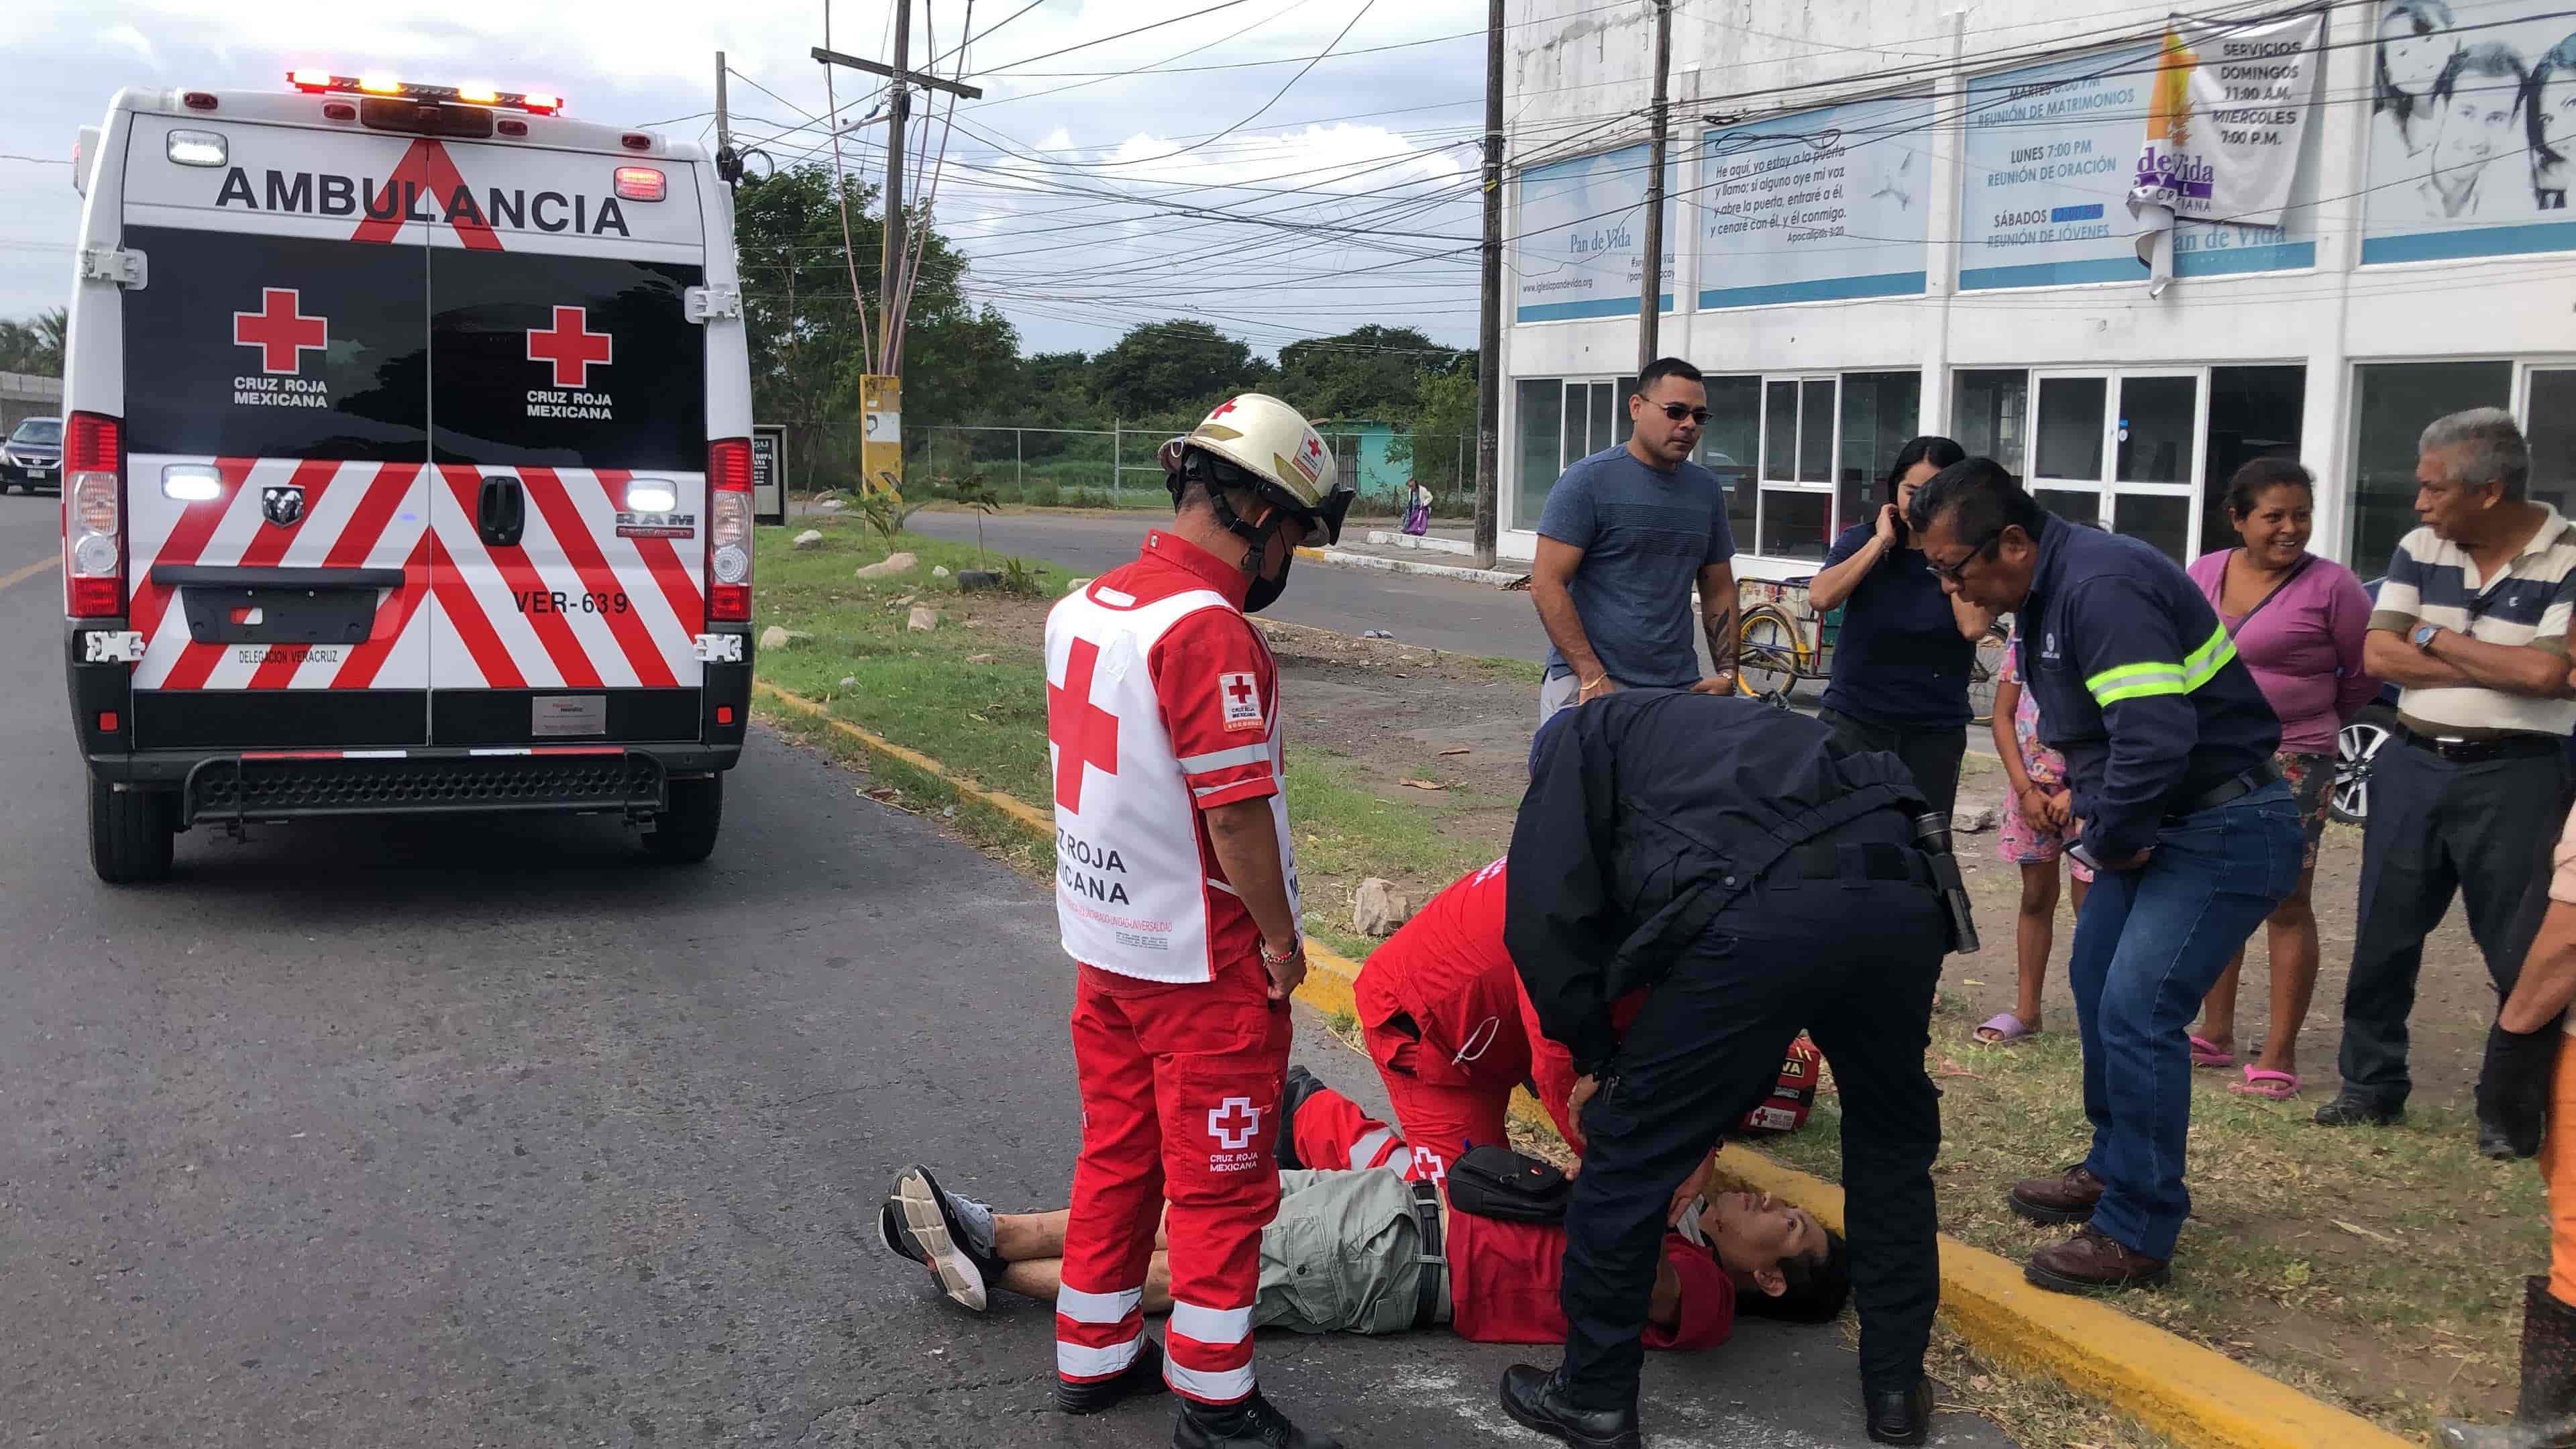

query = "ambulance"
[{"left": 59, "top": 74, "right": 755, "bottom": 881}]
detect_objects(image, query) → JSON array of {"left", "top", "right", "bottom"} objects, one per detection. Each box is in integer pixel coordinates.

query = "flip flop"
[
  {"left": 2231, "top": 1067, "right": 2302, "bottom": 1101},
  {"left": 2190, "top": 1034, "right": 2236, "bottom": 1068},
  {"left": 1973, "top": 1012, "right": 2037, "bottom": 1044}
]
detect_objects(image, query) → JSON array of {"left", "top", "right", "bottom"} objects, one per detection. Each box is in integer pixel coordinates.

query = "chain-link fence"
[{"left": 895, "top": 423, "right": 1476, "bottom": 516}]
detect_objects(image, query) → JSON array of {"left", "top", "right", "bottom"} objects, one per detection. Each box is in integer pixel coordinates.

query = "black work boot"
[
  {"left": 1496, "top": 1364, "right": 1642, "bottom": 1449},
  {"left": 1275, "top": 1065, "right": 1327, "bottom": 1170},
  {"left": 1173, "top": 1389, "right": 1342, "bottom": 1449},
  {"left": 1058, "top": 1335, "right": 1169, "bottom": 1415},
  {"left": 2438, "top": 1279, "right": 2576, "bottom": 1448},
  {"left": 1864, "top": 1379, "right": 1934, "bottom": 1446}
]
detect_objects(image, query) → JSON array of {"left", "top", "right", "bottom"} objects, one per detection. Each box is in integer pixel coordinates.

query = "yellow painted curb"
[{"left": 752, "top": 680, "right": 2410, "bottom": 1449}]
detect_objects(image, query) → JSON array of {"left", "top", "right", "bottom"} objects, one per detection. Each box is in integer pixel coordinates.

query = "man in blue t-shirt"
[{"left": 1529, "top": 358, "right": 1739, "bottom": 727}]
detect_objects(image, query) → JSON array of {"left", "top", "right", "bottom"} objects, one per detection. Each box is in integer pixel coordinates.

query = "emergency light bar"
[{"left": 288, "top": 72, "right": 565, "bottom": 114}]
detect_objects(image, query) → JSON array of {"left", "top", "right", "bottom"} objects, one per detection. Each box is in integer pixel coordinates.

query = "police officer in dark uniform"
[
  {"left": 1909, "top": 459, "right": 2300, "bottom": 1297},
  {"left": 1497, "top": 688, "right": 1963, "bottom": 1449}
]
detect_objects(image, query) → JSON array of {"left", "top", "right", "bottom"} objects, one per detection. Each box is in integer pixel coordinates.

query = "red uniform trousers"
[
  {"left": 1057, "top": 958, "right": 1291, "bottom": 1406},
  {"left": 1324, "top": 932, "right": 1532, "bottom": 1187}
]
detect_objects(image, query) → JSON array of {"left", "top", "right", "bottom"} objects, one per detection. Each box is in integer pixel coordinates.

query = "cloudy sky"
[{"left": 0, "top": 0, "right": 1508, "bottom": 360}]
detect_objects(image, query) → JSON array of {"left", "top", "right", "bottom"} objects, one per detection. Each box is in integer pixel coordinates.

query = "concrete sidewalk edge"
[
  {"left": 1295, "top": 543, "right": 1527, "bottom": 588},
  {"left": 751, "top": 680, "right": 2412, "bottom": 1449}
]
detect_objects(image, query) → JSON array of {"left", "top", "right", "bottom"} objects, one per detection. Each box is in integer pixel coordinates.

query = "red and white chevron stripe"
[{"left": 127, "top": 455, "right": 705, "bottom": 692}]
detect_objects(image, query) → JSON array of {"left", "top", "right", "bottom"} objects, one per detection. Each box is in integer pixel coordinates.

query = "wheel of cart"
[{"left": 1733, "top": 576, "right": 1828, "bottom": 710}]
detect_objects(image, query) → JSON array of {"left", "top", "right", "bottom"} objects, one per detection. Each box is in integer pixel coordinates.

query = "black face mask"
[{"left": 1244, "top": 546, "right": 1293, "bottom": 614}]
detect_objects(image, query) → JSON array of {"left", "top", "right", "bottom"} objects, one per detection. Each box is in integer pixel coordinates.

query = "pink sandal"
[
  {"left": 2190, "top": 1034, "right": 2236, "bottom": 1069},
  {"left": 1973, "top": 1012, "right": 2037, "bottom": 1044},
  {"left": 2231, "top": 1067, "right": 2302, "bottom": 1101}
]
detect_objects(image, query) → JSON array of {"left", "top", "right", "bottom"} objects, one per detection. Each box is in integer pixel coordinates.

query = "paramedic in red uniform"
[
  {"left": 1286, "top": 857, "right": 1820, "bottom": 1205},
  {"left": 1042, "top": 393, "right": 1354, "bottom": 1449}
]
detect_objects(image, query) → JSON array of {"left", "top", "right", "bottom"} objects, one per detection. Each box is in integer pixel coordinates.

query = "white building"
[{"left": 1498, "top": 0, "right": 2576, "bottom": 579}]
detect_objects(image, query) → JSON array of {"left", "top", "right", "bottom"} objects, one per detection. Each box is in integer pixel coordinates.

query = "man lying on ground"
[{"left": 879, "top": 1081, "right": 1846, "bottom": 1368}]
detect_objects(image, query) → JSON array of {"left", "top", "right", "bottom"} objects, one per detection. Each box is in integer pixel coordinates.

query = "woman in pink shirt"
[{"left": 2186, "top": 460, "right": 2380, "bottom": 1100}]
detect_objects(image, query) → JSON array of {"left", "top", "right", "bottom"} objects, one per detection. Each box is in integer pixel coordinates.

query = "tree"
[
  {"left": 0, "top": 308, "right": 66, "bottom": 376},
  {"left": 731, "top": 164, "right": 1021, "bottom": 489},
  {"left": 1091, "top": 319, "right": 1260, "bottom": 421},
  {"left": 1275, "top": 325, "right": 1448, "bottom": 423},
  {"left": 1388, "top": 366, "right": 1477, "bottom": 500}
]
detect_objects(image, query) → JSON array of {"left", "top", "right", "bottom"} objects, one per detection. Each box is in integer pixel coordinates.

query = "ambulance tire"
[
  {"left": 644, "top": 775, "right": 722, "bottom": 863},
  {"left": 88, "top": 779, "right": 175, "bottom": 883}
]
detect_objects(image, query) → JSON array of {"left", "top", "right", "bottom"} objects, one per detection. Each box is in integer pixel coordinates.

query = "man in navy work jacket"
[{"left": 1910, "top": 458, "right": 2301, "bottom": 1295}]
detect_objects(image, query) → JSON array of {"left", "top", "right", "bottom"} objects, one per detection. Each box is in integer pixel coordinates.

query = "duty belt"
[{"left": 1409, "top": 1178, "right": 1447, "bottom": 1331}]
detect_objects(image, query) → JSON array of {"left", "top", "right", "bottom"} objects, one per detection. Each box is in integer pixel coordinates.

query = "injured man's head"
[{"left": 1696, "top": 1190, "right": 1848, "bottom": 1322}]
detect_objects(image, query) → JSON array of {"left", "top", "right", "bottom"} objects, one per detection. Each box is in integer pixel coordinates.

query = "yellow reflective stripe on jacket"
[
  {"left": 2084, "top": 659, "right": 2186, "bottom": 705},
  {"left": 2084, "top": 625, "right": 2238, "bottom": 706},
  {"left": 2180, "top": 623, "right": 2238, "bottom": 690}
]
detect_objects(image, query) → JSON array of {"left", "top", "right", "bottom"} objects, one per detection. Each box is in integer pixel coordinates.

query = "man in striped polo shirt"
[{"left": 2319, "top": 409, "right": 2576, "bottom": 1146}]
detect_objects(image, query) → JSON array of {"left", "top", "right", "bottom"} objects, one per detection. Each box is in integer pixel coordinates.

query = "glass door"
[
  {"left": 2029, "top": 372, "right": 2108, "bottom": 529},
  {"left": 2027, "top": 369, "right": 2208, "bottom": 563},
  {"left": 2105, "top": 372, "right": 2204, "bottom": 564}
]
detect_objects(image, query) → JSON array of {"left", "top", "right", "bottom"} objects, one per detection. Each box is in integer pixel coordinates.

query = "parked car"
[{"left": 1, "top": 415, "right": 60, "bottom": 492}]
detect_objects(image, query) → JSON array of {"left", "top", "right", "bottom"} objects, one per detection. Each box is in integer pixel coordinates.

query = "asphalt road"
[
  {"left": 0, "top": 494, "right": 2008, "bottom": 1448},
  {"left": 903, "top": 508, "right": 1552, "bottom": 665}
]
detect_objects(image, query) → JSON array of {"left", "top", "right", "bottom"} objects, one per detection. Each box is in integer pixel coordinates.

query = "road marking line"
[{"left": 0, "top": 555, "right": 61, "bottom": 593}]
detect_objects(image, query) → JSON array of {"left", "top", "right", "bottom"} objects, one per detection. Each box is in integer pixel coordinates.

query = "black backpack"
[{"left": 1444, "top": 1144, "right": 1570, "bottom": 1224}]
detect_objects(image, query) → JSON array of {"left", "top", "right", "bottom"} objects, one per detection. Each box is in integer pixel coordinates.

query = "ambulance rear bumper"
[{"left": 80, "top": 743, "right": 741, "bottom": 828}]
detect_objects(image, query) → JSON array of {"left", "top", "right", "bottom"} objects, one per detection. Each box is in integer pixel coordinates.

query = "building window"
[
  {"left": 2200, "top": 366, "right": 2308, "bottom": 557},
  {"left": 2034, "top": 376, "right": 2108, "bottom": 482},
  {"left": 1837, "top": 371, "right": 1923, "bottom": 528},
  {"left": 2529, "top": 370, "right": 2576, "bottom": 522},
  {"left": 1513, "top": 376, "right": 1635, "bottom": 531},
  {"left": 1953, "top": 370, "right": 2028, "bottom": 476},
  {"left": 1700, "top": 375, "right": 1761, "bottom": 556},
  {"left": 1760, "top": 377, "right": 1839, "bottom": 561},
  {"left": 2349, "top": 362, "right": 2513, "bottom": 575},
  {"left": 1514, "top": 378, "right": 1561, "bottom": 533}
]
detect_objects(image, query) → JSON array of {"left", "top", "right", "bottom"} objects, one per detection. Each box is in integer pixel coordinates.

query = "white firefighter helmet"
[{"left": 1167, "top": 393, "right": 1354, "bottom": 547}]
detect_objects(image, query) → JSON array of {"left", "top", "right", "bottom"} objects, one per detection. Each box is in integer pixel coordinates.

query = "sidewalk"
[{"left": 1301, "top": 531, "right": 1529, "bottom": 587}]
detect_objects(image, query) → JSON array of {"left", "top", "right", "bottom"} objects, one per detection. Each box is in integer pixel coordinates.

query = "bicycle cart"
[{"left": 1734, "top": 577, "right": 2011, "bottom": 726}]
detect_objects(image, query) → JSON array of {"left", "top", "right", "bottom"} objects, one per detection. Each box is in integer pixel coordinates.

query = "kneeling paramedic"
[
  {"left": 1042, "top": 394, "right": 1354, "bottom": 1449},
  {"left": 1499, "top": 688, "right": 1979, "bottom": 1449}
]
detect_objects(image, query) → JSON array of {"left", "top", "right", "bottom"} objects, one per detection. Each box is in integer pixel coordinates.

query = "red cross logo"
[
  {"left": 233, "top": 288, "right": 328, "bottom": 375},
  {"left": 1226, "top": 677, "right": 1254, "bottom": 708},
  {"left": 527, "top": 306, "right": 614, "bottom": 388},
  {"left": 1209, "top": 399, "right": 1239, "bottom": 419},
  {"left": 1048, "top": 637, "right": 1121, "bottom": 812},
  {"left": 1208, "top": 1097, "right": 1262, "bottom": 1150}
]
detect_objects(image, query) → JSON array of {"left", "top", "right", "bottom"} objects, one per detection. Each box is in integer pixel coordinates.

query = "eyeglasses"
[
  {"left": 1927, "top": 527, "right": 2005, "bottom": 585},
  {"left": 1654, "top": 402, "right": 1712, "bottom": 424}
]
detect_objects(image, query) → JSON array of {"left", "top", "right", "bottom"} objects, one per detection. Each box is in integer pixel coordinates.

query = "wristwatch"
[{"left": 2411, "top": 622, "right": 2443, "bottom": 653}]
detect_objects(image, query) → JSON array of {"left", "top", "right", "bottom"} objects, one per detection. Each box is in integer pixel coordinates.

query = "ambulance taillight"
[
  {"left": 708, "top": 439, "right": 753, "bottom": 623},
  {"left": 64, "top": 413, "right": 124, "bottom": 619}
]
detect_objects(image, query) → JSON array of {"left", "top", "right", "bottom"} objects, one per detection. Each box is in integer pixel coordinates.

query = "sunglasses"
[
  {"left": 1652, "top": 402, "right": 1713, "bottom": 424},
  {"left": 1927, "top": 527, "right": 2006, "bottom": 585}
]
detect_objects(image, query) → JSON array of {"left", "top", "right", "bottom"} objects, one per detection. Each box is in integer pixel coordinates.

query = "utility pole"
[
  {"left": 879, "top": 0, "right": 911, "bottom": 376},
  {"left": 814, "top": 11, "right": 984, "bottom": 374},
  {"left": 1471, "top": 0, "right": 1504, "bottom": 572},
  {"left": 714, "top": 52, "right": 732, "bottom": 171},
  {"left": 1635, "top": 0, "right": 1672, "bottom": 374},
  {"left": 816, "top": 13, "right": 983, "bottom": 500}
]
